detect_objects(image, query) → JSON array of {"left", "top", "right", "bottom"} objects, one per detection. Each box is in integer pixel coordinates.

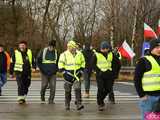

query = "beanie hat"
[
  {"left": 48, "top": 40, "right": 56, "bottom": 47},
  {"left": 67, "top": 40, "right": 77, "bottom": 49},
  {"left": 100, "top": 41, "right": 111, "bottom": 49},
  {"left": 150, "top": 38, "right": 160, "bottom": 51}
]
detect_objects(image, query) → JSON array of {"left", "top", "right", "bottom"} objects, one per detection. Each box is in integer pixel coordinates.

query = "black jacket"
[
  {"left": 81, "top": 48, "right": 94, "bottom": 72},
  {"left": 0, "top": 52, "right": 7, "bottom": 73},
  {"left": 134, "top": 54, "right": 160, "bottom": 98}
]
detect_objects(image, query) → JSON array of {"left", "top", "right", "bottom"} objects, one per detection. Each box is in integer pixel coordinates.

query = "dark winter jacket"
[
  {"left": 0, "top": 52, "right": 8, "bottom": 73},
  {"left": 37, "top": 48, "right": 58, "bottom": 76},
  {"left": 134, "top": 54, "right": 160, "bottom": 98}
]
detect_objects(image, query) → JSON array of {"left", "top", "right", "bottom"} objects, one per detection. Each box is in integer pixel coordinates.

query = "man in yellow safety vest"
[
  {"left": 134, "top": 38, "right": 160, "bottom": 120},
  {"left": 10, "top": 40, "right": 36, "bottom": 104},
  {"left": 91, "top": 41, "right": 121, "bottom": 111},
  {"left": 58, "top": 40, "right": 85, "bottom": 111}
]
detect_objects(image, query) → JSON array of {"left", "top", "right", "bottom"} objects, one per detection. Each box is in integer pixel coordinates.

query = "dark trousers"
[
  {"left": 108, "top": 87, "right": 115, "bottom": 101},
  {"left": 40, "top": 73, "right": 56, "bottom": 102},
  {"left": 0, "top": 73, "right": 7, "bottom": 94},
  {"left": 83, "top": 69, "right": 91, "bottom": 92},
  {"left": 64, "top": 80, "right": 82, "bottom": 107},
  {"left": 16, "top": 72, "right": 31, "bottom": 96},
  {"left": 96, "top": 73, "right": 114, "bottom": 105}
]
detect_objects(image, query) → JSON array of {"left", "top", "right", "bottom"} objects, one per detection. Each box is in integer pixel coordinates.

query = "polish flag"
[
  {"left": 118, "top": 40, "right": 135, "bottom": 60},
  {"left": 157, "top": 19, "right": 160, "bottom": 36},
  {"left": 144, "top": 23, "right": 157, "bottom": 39}
]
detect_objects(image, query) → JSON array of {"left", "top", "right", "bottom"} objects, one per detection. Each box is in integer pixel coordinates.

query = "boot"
[
  {"left": 65, "top": 103, "right": 70, "bottom": 111},
  {"left": 18, "top": 99, "right": 26, "bottom": 104},
  {"left": 48, "top": 99, "right": 55, "bottom": 104},
  {"left": 41, "top": 95, "right": 45, "bottom": 104},
  {"left": 108, "top": 92, "right": 115, "bottom": 104},
  {"left": 83, "top": 90, "right": 90, "bottom": 98},
  {"left": 98, "top": 102, "right": 105, "bottom": 111},
  {"left": 77, "top": 104, "right": 84, "bottom": 110}
]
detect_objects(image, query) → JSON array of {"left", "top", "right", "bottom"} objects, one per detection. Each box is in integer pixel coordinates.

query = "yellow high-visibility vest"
[
  {"left": 58, "top": 50, "right": 85, "bottom": 70},
  {"left": 95, "top": 52, "right": 113, "bottom": 72},
  {"left": 42, "top": 47, "right": 57, "bottom": 64},
  {"left": 14, "top": 49, "right": 32, "bottom": 71},
  {"left": 58, "top": 50, "right": 85, "bottom": 81},
  {"left": 142, "top": 55, "right": 160, "bottom": 91}
]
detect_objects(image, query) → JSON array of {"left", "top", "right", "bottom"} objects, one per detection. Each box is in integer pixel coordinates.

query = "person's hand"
[
  {"left": 62, "top": 71, "right": 66, "bottom": 74},
  {"left": 10, "top": 74, "right": 14, "bottom": 80},
  {"left": 140, "top": 95, "right": 148, "bottom": 101},
  {"left": 32, "top": 68, "right": 36, "bottom": 72}
]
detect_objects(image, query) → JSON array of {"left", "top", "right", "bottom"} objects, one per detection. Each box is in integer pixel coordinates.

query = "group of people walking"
[
  {"left": 0, "top": 39, "right": 121, "bottom": 111},
  {"left": 1, "top": 37, "right": 160, "bottom": 119}
]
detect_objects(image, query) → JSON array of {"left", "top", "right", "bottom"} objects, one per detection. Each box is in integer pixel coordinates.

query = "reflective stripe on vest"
[
  {"left": 142, "top": 55, "right": 160, "bottom": 91},
  {"left": 14, "top": 49, "right": 32, "bottom": 71},
  {"left": 42, "top": 47, "right": 57, "bottom": 64},
  {"left": 95, "top": 52, "right": 113, "bottom": 72}
]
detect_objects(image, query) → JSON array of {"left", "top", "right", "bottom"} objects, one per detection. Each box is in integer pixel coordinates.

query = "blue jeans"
[
  {"left": 139, "top": 96, "right": 160, "bottom": 120},
  {"left": 0, "top": 73, "right": 7, "bottom": 91}
]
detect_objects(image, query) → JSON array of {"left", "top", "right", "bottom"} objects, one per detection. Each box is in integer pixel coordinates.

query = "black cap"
[
  {"left": 150, "top": 38, "right": 160, "bottom": 51},
  {"left": 48, "top": 40, "right": 56, "bottom": 47}
]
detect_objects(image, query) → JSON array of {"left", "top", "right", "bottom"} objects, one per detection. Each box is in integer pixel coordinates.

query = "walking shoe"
[
  {"left": 108, "top": 96, "right": 115, "bottom": 104},
  {"left": 77, "top": 104, "right": 84, "bottom": 110},
  {"left": 98, "top": 104, "right": 105, "bottom": 111},
  {"left": 83, "top": 93, "right": 90, "bottom": 98},
  {"left": 41, "top": 95, "right": 45, "bottom": 104},
  {"left": 48, "top": 100, "right": 55, "bottom": 104},
  {"left": 65, "top": 106, "right": 70, "bottom": 111},
  {"left": 65, "top": 104, "right": 70, "bottom": 111},
  {"left": 108, "top": 100, "right": 115, "bottom": 104},
  {"left": 41, "top": 95, "right": 45, "bottom": 101},
  {"left": 18, "top": 99, "right": 26, "bottom": 104},
  {"left": 108, "top": 92, "right": 115, "bottom": 104}
]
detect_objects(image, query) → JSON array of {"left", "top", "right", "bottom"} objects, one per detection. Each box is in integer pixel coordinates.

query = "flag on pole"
[
  {"left": 157, "top": 19, "right": 160, "bottom": 36},
  {"left": 118, "top": 40, "right": 135, "bottom": 60},
  {"left": 144, "top": 23, "right": 157, "bottom": 39}
]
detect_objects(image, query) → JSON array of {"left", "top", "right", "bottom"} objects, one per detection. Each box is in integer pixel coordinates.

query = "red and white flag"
[
  {"left": 144, "top": 23, "right": 157, "bottom": 39},
  {"left": 157, "top": 19, "right": 160, "bottom": 36},
  {"left": 118, "top": 40, "right": 135, "bottom": 60}
]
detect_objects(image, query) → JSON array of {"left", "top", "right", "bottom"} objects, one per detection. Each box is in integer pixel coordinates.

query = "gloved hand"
[
  {"left": 77, "top": 68, "right": 84, "bottom": 74},
  {"left": 62, "top": 70, "right": 66, "bottom": 74},
  {"left": 63, "top": 71, "right": 75, "bottom": 83},
  {"left": 59, "top": 68, "right": 65, "bottom": 73}
]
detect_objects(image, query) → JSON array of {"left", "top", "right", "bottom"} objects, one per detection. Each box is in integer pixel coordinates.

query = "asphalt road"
[{"left": 0, "top": 80, "right": 141, "bottom": 120}]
